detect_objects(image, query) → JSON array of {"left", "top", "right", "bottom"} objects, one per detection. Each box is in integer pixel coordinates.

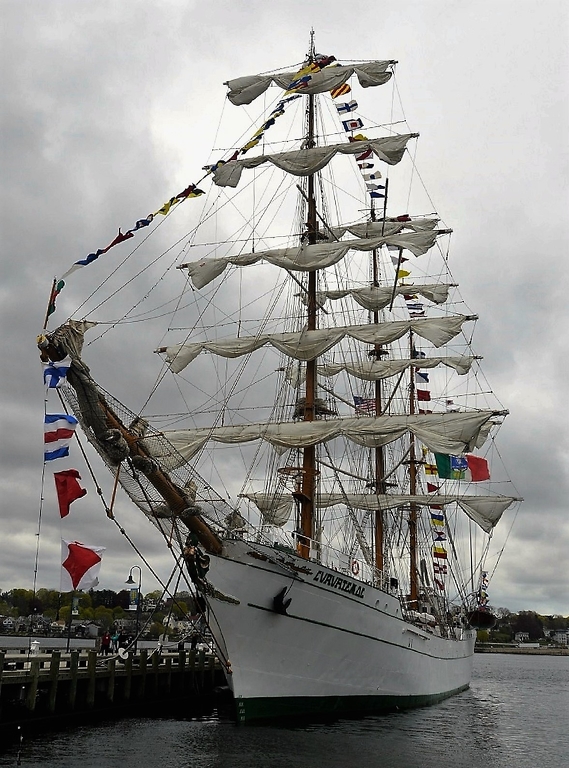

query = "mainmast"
[
  {"left": 408, "top": 330, "right": 419, "bottom": 606},
  {"left": 370, "top": 187, "right": 389, "bottom": 574},
  {"left": 298, "top": 33, "right": 318, "bottom": 560}
]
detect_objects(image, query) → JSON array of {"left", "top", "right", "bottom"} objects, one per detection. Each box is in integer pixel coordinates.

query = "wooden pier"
[{"left": 0, "top": 647, "right": 229, "bottom": 738}]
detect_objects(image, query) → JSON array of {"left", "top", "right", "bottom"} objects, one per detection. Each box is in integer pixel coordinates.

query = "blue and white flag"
[
  {"left": 42, "top": 357, "right": 71, "bottom": 388},
  {"left": 336, "top": 100, "right": 358, "bottom": 114},
  {"left": 342, "top": 118, "right": 364, "bottom": 132},
  {"left": 363, "top": 171, "right": 382, "bottom": 180},
  {"left": 370, "top": 191, "right": 385, "bottom": 199},
  {"left": 415, "top": 370, "right": 429, "bottom": 384},
  {"left": 366, "top": 182, "right": 385, "bottom": 191},
  {"left": 44, "top": 413, "right": 78, "bottom": 461}
]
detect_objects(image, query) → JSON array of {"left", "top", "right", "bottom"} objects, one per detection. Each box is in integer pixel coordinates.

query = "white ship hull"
[{"left": 206, "top": 539, "right": 475, "bottom": 723}]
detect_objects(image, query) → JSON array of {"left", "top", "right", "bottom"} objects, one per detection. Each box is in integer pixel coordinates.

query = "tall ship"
[{"left": 38, "top": 37, "right": 522, "bottom": 723}]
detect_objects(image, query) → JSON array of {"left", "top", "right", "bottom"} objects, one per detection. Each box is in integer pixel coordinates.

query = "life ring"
[{"left": 351, "top": 560, "right": 360, "bottom": 576}]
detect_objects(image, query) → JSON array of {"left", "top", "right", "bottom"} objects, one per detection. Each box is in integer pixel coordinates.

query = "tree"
[
  {"left": 512, "top": 611, "right": 543, "bottom": 640},
  {"left": 90, "top": 590, "right": 116, "bottom": 609},
  {"left": 36, "top": 589, "right": 61, "bottom": 612},
  {"left": 146, "top": 622, "right": 165, "bottom": 639},
  {"left": 94, "top": 606, "right": 114, "bottom": 628},
  {"left": 542, "top": 614, "right": 567, "bottom": 631},
  {"left": 494, "top": 607, "right": 513, "bottom": 620},
  {"left": 9, "top": 589, "right": 34, "bottom": 616},
  {"left": 115, "top": 590, "right": 131, "bottom": 610}
]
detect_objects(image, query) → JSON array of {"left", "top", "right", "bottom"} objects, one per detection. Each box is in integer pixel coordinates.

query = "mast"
[
  {"left": 298, "top": 34, "right": 318, "bottom": 560},
  {"left": 408, "top": 330, "right": 419, "bottom": 606},
  {"left": 370, "top": 184, "right": 389, "bottom": 574}
]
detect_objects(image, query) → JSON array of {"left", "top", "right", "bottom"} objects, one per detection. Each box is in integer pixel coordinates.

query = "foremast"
[{"left": 298, "top": 37, "right": 318, "bottom": 560}]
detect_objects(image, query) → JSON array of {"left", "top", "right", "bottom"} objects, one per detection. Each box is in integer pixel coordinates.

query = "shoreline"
[{"left": 475, "top": 646, "right": 569, "bottom": 655}]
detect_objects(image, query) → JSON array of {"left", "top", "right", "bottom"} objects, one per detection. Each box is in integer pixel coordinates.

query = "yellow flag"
[
  {"left": 241, "top": 138, "right": 261, "bottom": 152},
  {"left": 397, "top": 269, "right": 411, "bottom": 280},
  {"left": 155, "top": 198, "right": 175, "bottom": 216}
]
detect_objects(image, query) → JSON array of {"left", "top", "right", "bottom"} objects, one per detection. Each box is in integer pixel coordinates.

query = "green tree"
[
  {"left": 9, "top": 589, "right": 34, "bottom": 616},
  {"left": 172, "top": 601, "right": 189, "bottom": 619},
  {"left": 512, "top": 611, "right": 543, "bottom": 640},
  {"left": 542, "top": 614, "right": 567, "bottom": 631},
  {"left": 36, "top": 589, "right": 61, "bottom": 612},
  {"left": 0, "top": 600, "right": 15, "bottom": 617},
  {"left": 146, "top": 622, "right": 166, "bottom": 639},
  {"left": 90, "top": 590, "right": 116, "bottom": 608},
  {"left": 94, "top": 606, "right": 114, "bottom": 629}
]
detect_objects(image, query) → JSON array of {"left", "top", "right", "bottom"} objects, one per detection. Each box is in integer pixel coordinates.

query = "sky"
[{"left": 1, "top": 0, "right": 568, "bottom": 616}]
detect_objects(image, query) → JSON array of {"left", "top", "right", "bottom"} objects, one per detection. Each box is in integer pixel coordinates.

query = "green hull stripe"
[{"left": 235, "top": 685, "right": 469, "bottom": 724}]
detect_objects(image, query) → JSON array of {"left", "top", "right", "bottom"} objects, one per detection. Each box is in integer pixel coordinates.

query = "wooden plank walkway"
[{"left": 0, "top": 647, "right": 227, "bottom": 731}]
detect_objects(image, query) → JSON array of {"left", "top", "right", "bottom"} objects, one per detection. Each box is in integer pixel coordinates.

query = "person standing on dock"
[{"left": 101, "top": 631, "right": 111, "bottom": 656}]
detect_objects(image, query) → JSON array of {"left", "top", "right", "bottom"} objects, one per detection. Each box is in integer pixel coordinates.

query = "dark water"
[{"left": 1, "top": 653, "right": 567, "bottom": 768}]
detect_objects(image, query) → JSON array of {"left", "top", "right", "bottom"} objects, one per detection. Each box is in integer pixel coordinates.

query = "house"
[
  {"left": 552, "top": 630, "right": 568, "bottom": 646},
  {"left": 1, "top": 617, "right": 15, "bottom": 631},
  {"left": 514, "top": 631, "right": 530, "bottom": 643},
  {"left": 113, "top": 617, "right": 137, "bottom": 633}
]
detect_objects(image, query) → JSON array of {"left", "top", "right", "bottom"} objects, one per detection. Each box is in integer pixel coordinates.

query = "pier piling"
[{"left": 0, "top": 647, "right": 226, "bottom": 737}]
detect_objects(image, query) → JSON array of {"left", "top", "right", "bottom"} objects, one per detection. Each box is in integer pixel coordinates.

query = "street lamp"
[{"left": 125, "top": 565, "right": 142, "bottom": 653}]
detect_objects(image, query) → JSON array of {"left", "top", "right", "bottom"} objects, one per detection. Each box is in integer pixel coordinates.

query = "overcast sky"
[{"left": 1, "top": 1, "right": 568, "bottom": 615}]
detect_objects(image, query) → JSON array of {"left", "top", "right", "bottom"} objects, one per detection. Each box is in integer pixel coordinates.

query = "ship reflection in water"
[{"left": 1, "top": 654, "right": 567, "bottom": 768}]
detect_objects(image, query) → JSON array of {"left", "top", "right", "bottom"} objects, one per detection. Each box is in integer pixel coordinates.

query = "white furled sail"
[
  {"left": 211, "top": 135, "right": 418, "bottom": 188},
  {"left": 180, "top": 232, "right": 448, "bottom": 290},
  {"left": 310, "top": 284, "right": 456, "bottom": 311},
  {"left": 242, "top": 492, "right": 519, "bottom": 533},
  {"left": 159, "top": 316, "right": 477, "bottom": 373},
  {"left": 319, "top": 355, "right": 479, "bottom": 380},
  {"left": 225, "top": 61, "right": 396, "bottom": 105},
  {"left": 330, "top": 218, "right": 440, "bottom": 238},
  {"left": 144, "top": 410, "right": 500, "bottom": 469}
]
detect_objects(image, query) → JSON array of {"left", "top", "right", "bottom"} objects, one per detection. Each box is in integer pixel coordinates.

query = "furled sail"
[
  {"left": 144, "top": 411, "right": 502, "bottom": 470},
  {"left": 211, "top": 135, "right": 418, "bottom": 188},
  {"left": 159, "top": 316, "right": 477, "bottom": 374},
  {"left": 330, "top": 218, "right": 440, "bottom": 238},
  {"left": 309, "top": 284, "right": 457, "bottom": 311},
  {"left": 242, "top": 492, "right": 519, "bottom": 533},
  {"left": 180, "top": 230, "right": 447, "bottom": 290},
  {"left": 225, "top": 61, "right": 396, "bottom": 106},
  {"left": 319, "top": 355, "right": 479, "bottom": 380}
]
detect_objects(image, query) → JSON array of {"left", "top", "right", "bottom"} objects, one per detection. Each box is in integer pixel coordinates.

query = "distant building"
[
  {"left": 552, "top": 630, "right": 568, "bottom": 646},
  {"left": 514, "top": 632, "right": 530, "bottom": 643},
  {"left": 113, "top": 617, "right": 137, "bottom": 632},
  {"left": 1, "top": 617, "right": 15, "bottom": 631}
]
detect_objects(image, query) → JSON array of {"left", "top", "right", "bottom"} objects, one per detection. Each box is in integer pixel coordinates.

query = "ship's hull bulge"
[{"left": 206, "top": 539, "right": 475, "bottom": 724}]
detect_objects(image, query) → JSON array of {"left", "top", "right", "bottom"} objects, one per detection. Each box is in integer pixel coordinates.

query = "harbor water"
[{"left": 1, "top": 653, "right": 567, "bottom": 768}]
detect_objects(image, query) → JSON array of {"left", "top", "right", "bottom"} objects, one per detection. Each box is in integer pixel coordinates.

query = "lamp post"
[{"left": 125, "top": 565, "right": 142, "bottom": 653}]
